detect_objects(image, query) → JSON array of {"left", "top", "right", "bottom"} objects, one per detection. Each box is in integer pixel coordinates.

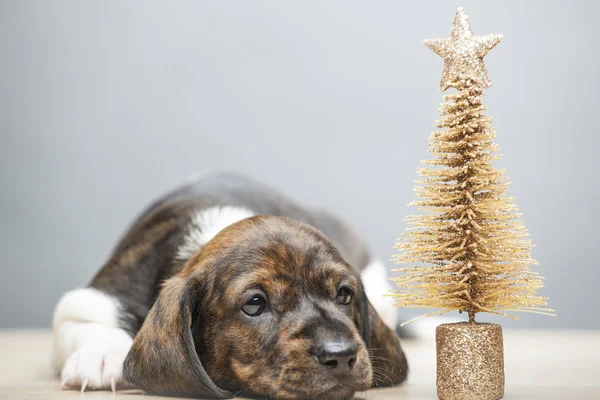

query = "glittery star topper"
[{"left": 424, "top": 7, "right": 502, "bottom": 91}]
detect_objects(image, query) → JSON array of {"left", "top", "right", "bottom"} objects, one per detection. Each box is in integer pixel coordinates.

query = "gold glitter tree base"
[{"left": 437, "top": 323, "right": 504, "bottom": 400}]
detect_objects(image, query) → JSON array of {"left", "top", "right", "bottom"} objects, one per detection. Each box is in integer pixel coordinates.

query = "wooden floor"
[{"left": 0, "top": 330, "right": 598, "bottom": 400}]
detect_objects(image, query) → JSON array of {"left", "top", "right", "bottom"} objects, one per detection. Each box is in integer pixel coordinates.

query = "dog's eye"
[
  {"left": 242, "top": 296, "right": 266, "bottom": 316},
  {"left": 336, "top": 287, "right": 353, "bottom": 305}
]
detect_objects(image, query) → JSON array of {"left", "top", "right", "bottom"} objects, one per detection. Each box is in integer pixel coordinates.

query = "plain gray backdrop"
[{"left": 1, "top": 0, "right": 598, "bottom": 329}]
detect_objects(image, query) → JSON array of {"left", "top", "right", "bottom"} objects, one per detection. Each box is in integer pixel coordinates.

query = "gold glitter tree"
[{"left": 391, "top": 8, "right": 553, "bottom": 324}]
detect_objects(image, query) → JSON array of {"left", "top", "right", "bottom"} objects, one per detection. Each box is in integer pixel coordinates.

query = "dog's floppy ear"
[
  {"left": 123, "top": 275, "right": 232, "bottom": 399},
  {"left": 357, "top": 288, "right": 409, "bottom": 387}
]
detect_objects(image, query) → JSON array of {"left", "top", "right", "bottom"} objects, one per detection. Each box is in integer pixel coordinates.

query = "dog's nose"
[{"left": 315, "top": 340, "right": 358, "bottom": 376}]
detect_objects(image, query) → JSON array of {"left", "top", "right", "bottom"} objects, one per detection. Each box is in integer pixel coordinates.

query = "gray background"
[{"left": 1, "top": 0, "right": 598, "bottom": 329}]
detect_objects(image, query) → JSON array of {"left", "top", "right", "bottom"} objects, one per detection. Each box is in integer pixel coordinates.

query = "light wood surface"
[{"left": 0, "top": 330, "right": 598, "bottom": 399}]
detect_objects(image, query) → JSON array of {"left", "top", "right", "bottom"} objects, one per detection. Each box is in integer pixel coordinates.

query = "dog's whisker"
[
  {"left": 373, "top": 364, "right": 397, "bottom": 380},
  {"left": 372, "top": 366, "right": 399, "bottom": 385},
  {"left": 369, "top": 355, "right": 402, "bottom": 369},
  {"left": 371, "top": 369, "right": 391, "bottom": 383}
]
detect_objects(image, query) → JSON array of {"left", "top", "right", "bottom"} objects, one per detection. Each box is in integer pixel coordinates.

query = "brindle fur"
[
  {"left": 90, "top": 173, "right": 407, "bottom": 399},
  {"left": 90, "top": 172, "right": 371, "bottom": 336}
]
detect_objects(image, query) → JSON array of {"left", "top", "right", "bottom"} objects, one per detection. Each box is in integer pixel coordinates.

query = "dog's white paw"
[
  {"left": 60, "top": 342, "right": 131, "bottom": 392},
  {"left": 52, "top": 289, "right": 134, "bottom": 392}
]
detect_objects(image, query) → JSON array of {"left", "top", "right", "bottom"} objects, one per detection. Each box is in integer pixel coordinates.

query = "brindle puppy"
[{"left": 52, "top": 172, "right": 408, "bottom": 399}]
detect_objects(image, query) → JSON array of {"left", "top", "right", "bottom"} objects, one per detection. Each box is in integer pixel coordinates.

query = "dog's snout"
[{"left": 315, "top": 340, "right": 358, "bottom": 376}]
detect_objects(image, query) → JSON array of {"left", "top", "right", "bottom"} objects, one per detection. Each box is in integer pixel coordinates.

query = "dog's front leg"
[{"left": 52, "top": 288, "right": 133, "bottom": 392}]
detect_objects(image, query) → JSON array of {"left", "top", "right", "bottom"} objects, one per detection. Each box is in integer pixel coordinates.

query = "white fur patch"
[
  {"left": 361, "top": 259, "right": 398, "bottom": 330},
  {"left": 52, "top": 288, "right": 133, "bottom": 391},
  {"left": 175, "top": 205, "right": 255, "bottom": 261}
]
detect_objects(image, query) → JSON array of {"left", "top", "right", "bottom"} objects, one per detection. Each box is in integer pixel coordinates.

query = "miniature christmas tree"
[{"left": 391, "top": 8, "right": 553, "bottom": 400}]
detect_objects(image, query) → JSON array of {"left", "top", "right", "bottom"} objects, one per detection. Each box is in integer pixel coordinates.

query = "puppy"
[{"left": 52, "top": 171, "right": 408, "bottom": 399}]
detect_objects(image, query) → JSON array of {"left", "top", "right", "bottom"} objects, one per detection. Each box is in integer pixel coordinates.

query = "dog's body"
[{"left": 52, "top": 172, "right": 407, "bottom": 399}]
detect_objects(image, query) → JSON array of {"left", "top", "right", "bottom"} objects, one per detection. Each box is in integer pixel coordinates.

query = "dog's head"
[{"left": 123, "top": 216, "right": 407, "bottom": 399}]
